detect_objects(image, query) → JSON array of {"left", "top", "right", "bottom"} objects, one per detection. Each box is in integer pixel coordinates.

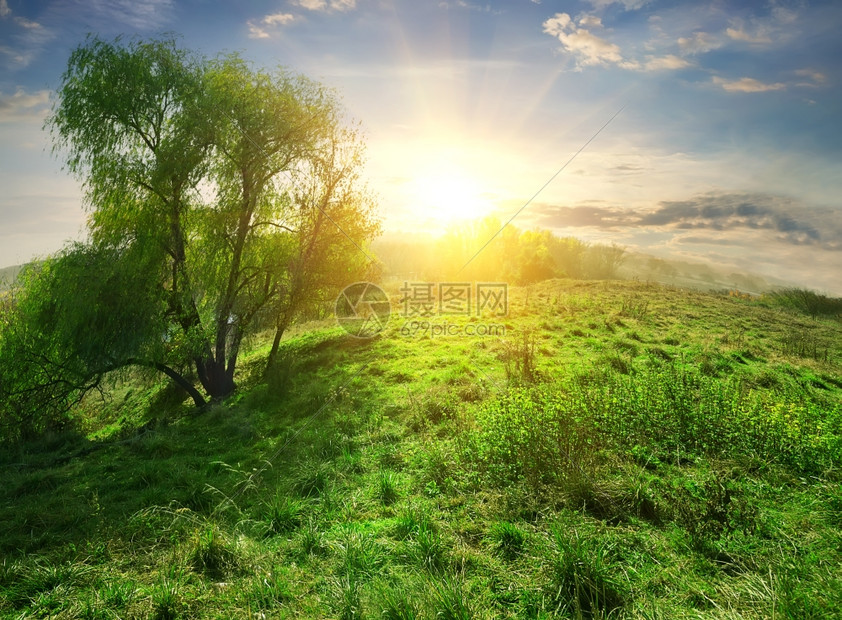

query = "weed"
[
  {"left": 502, "top": 329, "right": 538, "bottom": 384},
  {"left": 335, "top": 525, "right": 385, "bottom": 577},
  {"left": 394, "top": 503, "right": 433, "bottom": 540},
  {"left": 375, "top": 581, "right": 422, "bottom": 619},
  {"left": 431, "top": 575, "right": 473, "bottom": 620},
  {"left": 487, "top": 521, "right": 526, "bottom": 560},
  {"left": 299, "top": 517, "right": 328, "bottom": 556},
  {"left": 150, "top": 567, "right": 184, "bottom": 620},
  {"left": 99, "top": 578, "right": 136, "bottom": 609},
  {"left": 264, "top": 494, "right": 304, "bottom": 535},
  {"left": 548, "top": 527, "right": 627, "bottom": 616},
  {"left": 247, "top": 566, "right": 293, "bottom": 611},
  {"left": 189, "top": 525, "right": 239, "bottom": 579},
  {"left": 620, "top": 295, "right": 649, "bottom": 319},
  {"left": 330, "top": 571, "right": 362, "bottom": 620},
  {"left": 376, "top": 470, "right": 400, "bottom": 505},
  {"left": 293, "top": 460, "right": 331, "bottom": 497},
  {"left": 411, "top": 526, "right": 445, "bottom": 572}
]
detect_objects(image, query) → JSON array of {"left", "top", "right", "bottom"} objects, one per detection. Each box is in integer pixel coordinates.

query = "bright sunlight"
[{"left": 406, "top": 160, "right": 493, "bottom": 229}]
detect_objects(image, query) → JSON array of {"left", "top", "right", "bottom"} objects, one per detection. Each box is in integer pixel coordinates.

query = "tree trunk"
[
  {"left": 266, "top": 323, "right": 286, "bottom": 369},
  {"left": 128, "top": 359, "right": 207, "bottom": 409}
]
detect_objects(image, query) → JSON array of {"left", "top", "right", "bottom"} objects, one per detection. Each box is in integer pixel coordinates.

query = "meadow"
[{"left": 1, "top": 279, "right": 841, "bottom": 618}]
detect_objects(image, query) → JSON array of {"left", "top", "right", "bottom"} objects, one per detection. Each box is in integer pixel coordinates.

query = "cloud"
[
  {"left": 543, "top": 12, "right": 636, "bottom": 69},
  {"left": 644, "top": 54, "right": 690, "bottom": 71},
  {"left": 677, "top": 31, "right": 721, "bottom": 55},
  {"left": 586, "top": 0, "right": 649, "bottom": 10},
  {"left": 0, "top": 0, "right": 9, "bottom": 18},
  {"left": 292, "top": 0, "right": 356, "bottom": 12},
  {"left": 13, "top": 15, "right": 43, "bottom": 29},
  {"left": 533, "top": 192, "right": 842, "bottom": 252},
  {"left": 712, "top": 76, "right": 786, "bottom": 93},
  {"left": 794, "top": 69, "right": 826, "bottom": 86},
  {"left": 0, "top": 88, "right": 51, "bottom": 123},
  {"left": 83, "top": 0, "right": 174, "bottom": 30},
  {"left": 726, "top": 25, "right": 772, "bottom": 44},
  {"left": 578, "top": 15, "right": 602, "bottom": 28},
  {"left": 247, "top": 12, "right": 296, "bottom": 39},
  {"left": 544, "top": 12, "right": 693, "bottom": 73}
]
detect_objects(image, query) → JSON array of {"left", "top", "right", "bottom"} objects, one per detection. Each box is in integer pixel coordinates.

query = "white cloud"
[
  {"left": 545, "top": 12, "right": 692, "bottom": 73},
  {"left": 578, "top": 15, "right": 602, "bottom": 28},
  {"left": 84, "top": 0, "right": 174, "bottom": 30},
  {"left": 0, "top": 88, "right": 51, "bottom": 123},
  {"left": 677, "top": 31, "right": 720, "bottom": 55},
  {"left": 712, "top": 76, "right": 786, "bottom": 93},
  {"left": 292, "top": 0, "right": 356, "bottom": 12},
  {"left": 586, "top": 0, "right": 649, "bottom": 10},
  {"left": 794, "top": 69, "right": 826, "bottom": 85},
  {"left": 543, "top": 12, "right": 634, "bottom": 69},
  {"left": 726, "top": 25, "right": 772, "bottom": 44},
  {"left": 13, "top": 16, "right": 43, "bottom": 29},
  {"left": 247, "top": 12, "right": 296, "bottom": 39},
  {"left": 644, "top": 54, "right": 691, "bottom": 71},
  {"left": 264, "top": 12, "right": 296, "bottom": 26},
  {"left": 0, "top": 0, "right": 9, "bottom": 18}
]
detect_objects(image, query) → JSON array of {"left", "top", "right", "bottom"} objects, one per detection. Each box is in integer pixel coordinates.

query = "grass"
[{"left": 1, "top": 279, "right": 841, "bottom": 617}]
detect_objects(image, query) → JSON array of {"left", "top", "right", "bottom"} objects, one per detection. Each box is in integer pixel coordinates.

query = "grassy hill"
[
  {"left": 1, "top": 279, "right": 841, "bottom": 618},
  {"left": 0, "top": 264, "right": 22, "bottom": 291}
]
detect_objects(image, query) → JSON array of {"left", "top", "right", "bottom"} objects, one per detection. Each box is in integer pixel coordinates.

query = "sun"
[{"left": 407, "top": 163, "right": 492, "bottom": 229}]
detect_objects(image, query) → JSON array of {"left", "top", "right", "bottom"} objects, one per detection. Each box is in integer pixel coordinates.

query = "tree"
[{"left": 3, "top": 35, "right": 378, "bottom": 420}]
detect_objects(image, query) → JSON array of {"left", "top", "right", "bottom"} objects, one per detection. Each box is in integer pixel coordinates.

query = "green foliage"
[
  {"left": 548, "top": 527, "right": 628, "bottom": 616},
  {"left": 150, "top": 567, "right": 185, "bottom": 620},
  {"left": 264, "top": 494, "right": 304, "bottom": 535},
  {"left": 1, "top": 34, "right": 380, "bottom": 440},
  {"left": 189, "top": 525, "right": 240, "bottom": 578},
  {"left": 767, "top": 288, "right": 842, "bottom": 318},
  {"left": 376, "top": 469, "right": 400, "bottom": 505},
  {"left": 0, "top": 243, "right": 166, "bottom": 440},
  {"left": 487, "top": 521, "right": 526, "bottom": 560},
  {"left": 430, "top": 576, "right": 473, "bottom": 620},
  {"left": 472, "top": 387, "right": 602, "bottom": 488}
]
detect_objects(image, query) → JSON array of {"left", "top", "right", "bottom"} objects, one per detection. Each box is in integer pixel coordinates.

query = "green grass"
[{"left": 1, "top": 279, "right": 841, "bottom": 617}]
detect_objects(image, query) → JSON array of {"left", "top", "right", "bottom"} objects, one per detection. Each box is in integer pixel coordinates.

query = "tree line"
[{"left": 375, "top": 219, "right": 627, "bottom": 285}]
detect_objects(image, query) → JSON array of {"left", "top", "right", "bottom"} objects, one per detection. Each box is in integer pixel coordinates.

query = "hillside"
[
  {"left": 1, "top": 279, "right": 841, "bottom": 618},
  {"left": 0, "top": 264, "right": 22, "bottom": 291}
]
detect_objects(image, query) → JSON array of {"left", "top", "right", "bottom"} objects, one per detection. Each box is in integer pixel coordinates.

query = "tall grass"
[{"left": 473, "top": 361, "right": 842, "bottom": 480}]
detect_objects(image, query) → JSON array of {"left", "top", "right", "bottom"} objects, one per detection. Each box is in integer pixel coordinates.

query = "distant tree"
[
  {"left": 516, "top": 230, "right": 558, "bottom": 284},
  {"left": 0, "top": 36, "right": 377, "bottom": 432},
  {"left": 583, "top": 243, "right": 626, "bottom": 279}
]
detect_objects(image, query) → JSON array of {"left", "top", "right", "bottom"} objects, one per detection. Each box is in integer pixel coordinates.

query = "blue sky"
[{"left": 1, "top": 0, "right": 841, "bottom": 292}]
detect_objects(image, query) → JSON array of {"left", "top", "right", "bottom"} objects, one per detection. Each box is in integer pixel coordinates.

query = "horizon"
[{"left": 1, "top": 0, "right": 841, "bottom": 294}]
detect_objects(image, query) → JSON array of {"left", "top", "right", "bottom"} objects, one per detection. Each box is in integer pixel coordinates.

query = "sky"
[{"left": 1, "top": 0, "right": 841, "bottom": 292}]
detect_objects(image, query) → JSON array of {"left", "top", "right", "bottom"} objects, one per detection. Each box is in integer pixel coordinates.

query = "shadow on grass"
[{"left": 0, "top": 331, "right": 383, "bottom": 559}]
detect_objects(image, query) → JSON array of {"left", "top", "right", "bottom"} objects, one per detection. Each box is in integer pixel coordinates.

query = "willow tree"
[{"left": 40, "top": 36, "right": 377, "bottom": 406}]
